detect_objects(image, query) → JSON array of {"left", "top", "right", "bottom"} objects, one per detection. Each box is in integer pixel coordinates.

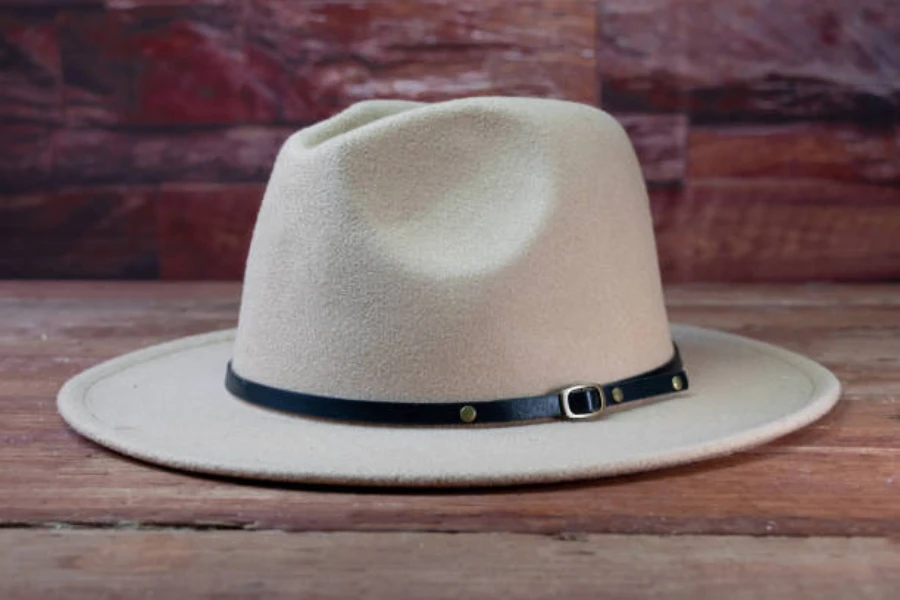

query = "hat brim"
[{"left": 57, "top": 324, "right": 840, "bottom": 487}]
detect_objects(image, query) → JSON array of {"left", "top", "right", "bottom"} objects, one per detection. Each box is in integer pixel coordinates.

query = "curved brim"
[{"left": 57, "top": 325, "right": 840, "bottom": 487}]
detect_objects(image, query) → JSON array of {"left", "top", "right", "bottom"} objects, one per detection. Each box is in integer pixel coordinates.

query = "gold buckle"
[{"left": 559, "top": 384, "right": 606, "bottom": 420}]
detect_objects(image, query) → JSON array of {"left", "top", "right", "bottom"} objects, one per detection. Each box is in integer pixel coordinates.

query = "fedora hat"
[{"left": 58, "top": 97, "right": 841, "bottom": 487}]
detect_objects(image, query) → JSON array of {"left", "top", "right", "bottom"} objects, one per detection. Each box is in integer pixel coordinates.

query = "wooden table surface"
[{"left": 2, "top": 282, "right": 898, "bottom": 598}]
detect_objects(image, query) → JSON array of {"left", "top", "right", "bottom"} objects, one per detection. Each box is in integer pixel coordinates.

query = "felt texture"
[
  {"left": 56, "top": 97, "right": 842, "bottom": 486},
  {"left": 57, "top": 325, "right": 841, "bottom": 487},
  {"left": 233, "top": 98, "right": 673, "bottom": 402}
]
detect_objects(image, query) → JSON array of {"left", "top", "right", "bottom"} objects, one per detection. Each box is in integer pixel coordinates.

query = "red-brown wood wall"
[{"left": 1, "top": 0, "right": 898, "bottom": 281}]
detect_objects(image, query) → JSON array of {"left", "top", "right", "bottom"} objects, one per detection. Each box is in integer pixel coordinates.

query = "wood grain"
[
  {"left": 45, "top": 116, "right": 686, "bottom": 191},
  {"left": 59, "top": 3, "right": 272, "bottom": 126},
  {"left": 1, "top": 283, "right": 898, "bottom": 536},
  {"left": 4, "top": 530, "right": 899, "bottom": 599},
  {"left": 0, "top": 125, "right": 54, "bottom": 194},
  {"left": 0, "top": 1, "right": 101, "bottom": 6},
  {"left": 689, "top": 123, "right": 900, "bottom": 184},
  {"left": 53, "top": 0, "right": 596, "bottom": 126},
  {"left": 0, "top": 9, "right": 61, "bottom": 126},
  {"left": 4, "top": 0, "right": 897, "bottom": 282},
  {"left": 0, "top": 189, "right": 158, "bottom": 278},
  {"left": 245, "top": 0, "right": 598, "bottom": 121},
  {"left": 52, "top": 126, "right": 292, "bottom": 188},
  {"left": 651, "top": 180, "right": 900, "bottom": 282},
  {"left": 619, "top": 113, "right": 687, "bottom": 183},
  {"left": 156, "top": 183, "right": 263, "bottom": 279},
  {"left": 596, "top": 0, "right": 900, "bottom": 121}
]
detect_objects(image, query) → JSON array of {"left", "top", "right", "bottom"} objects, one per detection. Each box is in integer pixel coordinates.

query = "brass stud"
[
  {"left": 611, "top": 387, "right": 624, "bottom": 403},
  {"left": 459, "top": 405, "right": 477, "bottom": 424},
  {"left": 672, "top": 375, "right": 684, "bottom": 391}
]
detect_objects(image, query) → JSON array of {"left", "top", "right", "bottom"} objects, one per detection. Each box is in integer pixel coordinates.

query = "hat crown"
[{"left": 233, "top": 97, "right": 673, "bottom": 402}]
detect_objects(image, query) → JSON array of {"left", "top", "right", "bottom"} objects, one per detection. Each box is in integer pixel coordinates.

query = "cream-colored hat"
[{"left": 58, "top": 97, "right": 840, "bottom": 487}]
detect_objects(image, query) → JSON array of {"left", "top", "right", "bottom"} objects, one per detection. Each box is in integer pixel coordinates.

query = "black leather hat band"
[{"left": 224, "top": 345, "right": 688, "bottom": 426}]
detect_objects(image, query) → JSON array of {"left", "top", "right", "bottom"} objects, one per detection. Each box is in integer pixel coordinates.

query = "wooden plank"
[
  {"left": 0, "top": 125, "right": 54, "bottom": 194},
  {"left": 0, "top": 280, "right": 238, "bottom": 301},
  {"left": 2, "top": 281, "right": 898, "bottom": 306},
  {"left": 56, "top": 0, "right": 596, "bottom": 127},
  {"left": 3, "top": 531, "right": 899, "bottom": 599},
  {"left": 0, "top": 188, "right": 158, "bottom": 278},
  {"left": 689, "top": 123, "right": 900, "bottom": 185},
  {"left": 0, "top": 283, "right": 898, "bottom": 536},
  {"left": 1, "top": 409, "right": 897, "bottom": 535},
  {"left": 59, "top": 2, "right": 272, "bottom": 126},
  {"left": 619, "top": 113, "right": 687, "bottom": 183},
  {"left": 664, "top": 284, "right": 900, "bottom": 307},
  {"left": 596, "top": 0, "right": 900, "bottom": 121},
  {"left": 0, "top": 8, "right": 61, "bottom": 126},
  {"left": 52, "top": 126, "right": 293, "bottom": 189},
  {"left": 0, "top": 1, "right": 101, "bottom": 6},
  {"left": 245, "top": 0, "right": 598, "bottom": 121},
  {"left": 156, "top": 183, "right": 263, "bottom": 279},
  {"left": 651, "top": 180, "right": 900, "bottom": 282}
]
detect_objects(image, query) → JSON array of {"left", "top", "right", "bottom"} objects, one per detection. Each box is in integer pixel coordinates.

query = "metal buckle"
[{"left": 559, "top": 384, "right": 606, "bottom": 420}]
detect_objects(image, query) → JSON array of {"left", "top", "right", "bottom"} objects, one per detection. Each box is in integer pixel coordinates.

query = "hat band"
[{"left": 224, "top": 346, "right": 688, "bottom": 426}]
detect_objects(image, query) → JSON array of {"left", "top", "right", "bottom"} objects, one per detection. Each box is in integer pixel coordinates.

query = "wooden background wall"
[{"left": 1, "top": 0, "right": 898, "bottom": 281}]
